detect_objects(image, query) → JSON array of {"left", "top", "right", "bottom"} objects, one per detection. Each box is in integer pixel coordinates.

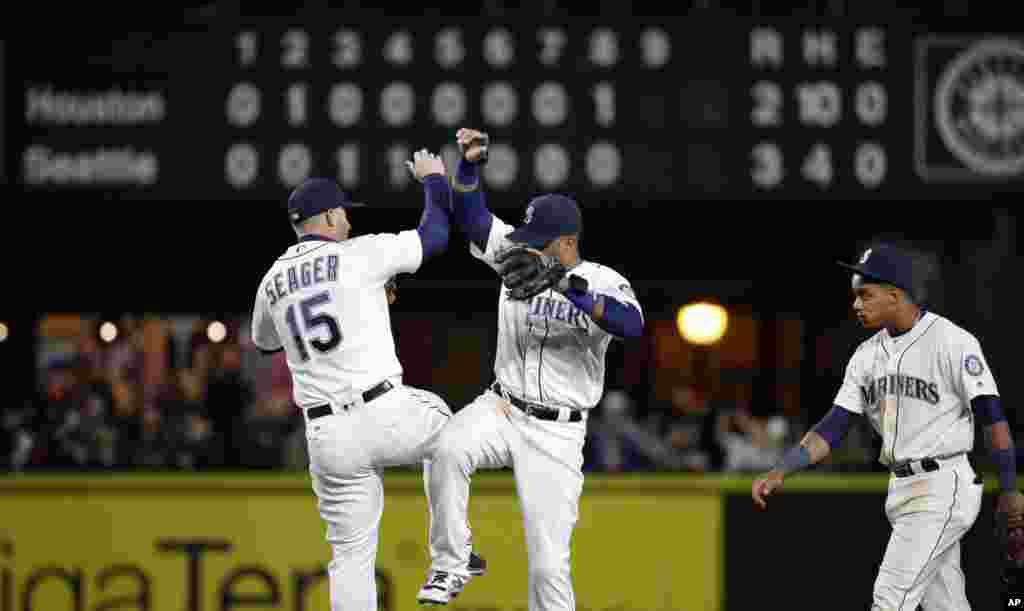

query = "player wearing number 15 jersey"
[{"left": 249, "top": 151, "right": 456, "bottom": 611}]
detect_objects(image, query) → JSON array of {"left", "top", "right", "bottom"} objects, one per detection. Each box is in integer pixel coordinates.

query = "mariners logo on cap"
[
  {"left": 524, "top": 204, "right": 535, "bottom": 225},
  {"left": 859, "top": 248, "right": 873, "bottom": 264},
  {"left": 965, "top": 354, "right": 985, "bottom": 376}
]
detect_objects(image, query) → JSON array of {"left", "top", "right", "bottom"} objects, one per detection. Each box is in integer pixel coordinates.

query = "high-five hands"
[
  {"left": 405, "top": 149, "right": 446, "bottom": 182},
  {"left": 456, "top": 128, "right": 489, "bottom": 163}
]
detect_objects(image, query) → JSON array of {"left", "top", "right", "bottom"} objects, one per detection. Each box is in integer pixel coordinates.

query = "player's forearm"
[
  {"left": 416, "top": 174, "right": 453, "bottom": 260},
  {"left": 771, "top": 406, "right": 855, "bottom": 479},
  {"left": 563, "top": 289, "right": 643, "bottom": 338},
  {"left": 771, "top": 431, "right": 832, "bottom": 479},
  {"left": 453, "top": 190, "right": 493, "bottom": 252},
  {"left": 975, "top": 395, "right": 1017, "bottom": 491},
  {"left": 451, "top": 159, "right": 493, "bottom": 251},
  {"left": 453, "top": 157, "right": 481, "bottom": 191},
  {"left": 801, "top": 431, "right": 833, "bottom": 464},
  {"left": 987, "top": 421, "right": 1017, "bottom": 491}
]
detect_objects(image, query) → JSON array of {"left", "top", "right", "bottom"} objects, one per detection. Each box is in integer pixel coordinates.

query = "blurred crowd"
[
  {"left": 0, "top": 314, "right": 889, "bottom": 475},
  {"left": 584, "top": 382, "right": 881, "bottom": 474},
  {"left": 1, "top": 316, "right": 307, "bottom": 472}
]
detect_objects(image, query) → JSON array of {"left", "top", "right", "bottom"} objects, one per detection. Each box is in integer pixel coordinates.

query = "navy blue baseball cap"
[
  {"left": 287, "top": 178, "right": 364, "bottom": 224},
  {"left": 506, "top": 194, "right": 582, "bottom": 247},
  {"left": 837, "top": 243, "right": 914, "bottom": 292}
]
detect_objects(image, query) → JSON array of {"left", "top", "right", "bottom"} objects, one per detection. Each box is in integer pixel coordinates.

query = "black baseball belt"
[
  {"left": 306, "top": 380, "right": 394, "bottom": 420},
  {"left": 490, "top": 381, "right": 583, "bottom": 423},
  {"left": 891, "top": 451, "right": 966, "bottom": 478}
]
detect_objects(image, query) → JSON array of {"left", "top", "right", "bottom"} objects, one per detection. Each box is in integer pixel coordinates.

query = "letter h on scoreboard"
[{"left": 914, "top": 35, "right": 1024, "bottom": 182}]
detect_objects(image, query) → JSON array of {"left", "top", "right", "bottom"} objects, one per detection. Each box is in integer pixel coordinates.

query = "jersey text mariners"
[
  {"left": 470, "top": 215, "right": 643, "bottom": 410},
  {"left": 833, "top": 311, "right": 998, "bottom": 466}
]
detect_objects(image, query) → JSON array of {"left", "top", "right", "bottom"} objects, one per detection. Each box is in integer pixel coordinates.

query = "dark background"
[
  {"left": 2, "top": 18, "right": 1019, "bottom": 284},
  {"left": 726, "top": 490, "right": 1023, "bottom": 610}
]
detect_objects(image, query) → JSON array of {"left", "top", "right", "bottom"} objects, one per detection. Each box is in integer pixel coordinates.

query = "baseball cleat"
[
  {"left": 416, "top": 570, "right": 467, "bottom": 607},
  {"left": 468, "top": 550, "right": 487, "bottom": 577}
]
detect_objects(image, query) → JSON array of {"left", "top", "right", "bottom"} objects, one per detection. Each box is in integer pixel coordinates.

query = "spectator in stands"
[
  {"left": 23, "top": 355, "right": 87, "bottom": 469},
  {"left": 174, "top": 405, "right": 223, "bottom": 470},
  {"left": 203, "top": 341, "right": 254, "bottom": 468},
  {"left": 236, "top": 388, "right": 300, "bottom": 469},
  {"left": 644, "top": 384, "right": 713, "bottom": 472},
  {"left": 128, "top": 403, "right": 175, "bottom": 468},
  {"left": 715, "top": 390, "right": 789, "bottom": 473},
  {"left": 585, "top": 389, "right": 641, "bottom": 472},
  {"left": 0, "top": 399, "right": 35, "bottom": 471},
  {"left": 586, "top": 385, "right": 714, "bottom": 472},
  {"left": 152, "top": 372, "right": 225, "bottom": 470}
]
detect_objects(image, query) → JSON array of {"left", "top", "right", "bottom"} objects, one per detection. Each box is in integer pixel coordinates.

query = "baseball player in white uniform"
[
  {"left": 752, "top": 243, "right": 1024, "bottom": 610},
  {"left": 414, "top": 128, "right": 645, "bottom": 609},
  {"left": 250, "top": 151, "right": 457, "bottom": 611}
]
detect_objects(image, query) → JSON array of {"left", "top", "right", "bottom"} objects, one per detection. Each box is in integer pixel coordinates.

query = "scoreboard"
[
  {"left": 746, "top": 26, "right": 891, "bottom": 192},
  {"left": 7, "top": 18, "right": 1024, "bottom": 206}
]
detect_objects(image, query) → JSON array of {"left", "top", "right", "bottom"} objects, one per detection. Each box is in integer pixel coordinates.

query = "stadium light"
[
  {"left": 207, "top": 321, "right": 228, "bottom": 343},
  {"left": 676, "top": 302, "right": 728, "bottom": 346},
  {"left": 99, "top": 321, "right": 119, "bottom": 343}
]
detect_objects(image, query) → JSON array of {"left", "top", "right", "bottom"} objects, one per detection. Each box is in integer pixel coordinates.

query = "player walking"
[
  {"left": 250, "top": 151, "right": 455, "bottom": 611},
  {"left": 414, "top": 129, "right": 645, "bottom": 609},
  {"left": 752, "top": 243, "right": 1024, "bottom": 610}
]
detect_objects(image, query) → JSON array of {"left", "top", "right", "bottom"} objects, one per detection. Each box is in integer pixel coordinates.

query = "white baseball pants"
[
  {"left": 426, "top": 388, "right": 587, "bottom": 611},
  {"left": 306, "top": 383, "right": 452, "bottom": 611},
  {"left": 872, "top": 454, "right": 984, "bottom": 611}
]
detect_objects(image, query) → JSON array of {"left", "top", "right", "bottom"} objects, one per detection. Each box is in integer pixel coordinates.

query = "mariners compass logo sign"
[
  {"left": 936, "top": 39, "right": 1024, "bottom": 176},
  {"left": 916, "top": 36, "right": 1024, "bottom": 181}
]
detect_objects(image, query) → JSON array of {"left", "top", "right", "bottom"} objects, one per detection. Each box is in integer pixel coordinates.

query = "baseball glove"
[
  {"left": 494, "top": 245, "right": 567, "bottom": 301},
  {"left": 997, "top": 508, "right": 1024, "bottom": 588}
]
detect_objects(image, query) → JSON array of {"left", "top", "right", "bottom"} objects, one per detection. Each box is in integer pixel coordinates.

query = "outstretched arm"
[
  {"left": 751, "top": 405, "right": 856, "bottom": 509},
  {"left": 406, "top": 149, "right": 453, "bottom": 261},
  {"left": 416, "top": 174, "right": 452, "bottom": 261},
  {"left": 451, "top": 159, "right": 493, "bottom": 252},
  {"left": 450, "top": 128, "right": 494, "bottom": 251}
]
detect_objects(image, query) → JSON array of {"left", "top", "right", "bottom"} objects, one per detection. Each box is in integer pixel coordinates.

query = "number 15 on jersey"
[{"left": 285, "top": 292, "right": 342, "bottom": 361}]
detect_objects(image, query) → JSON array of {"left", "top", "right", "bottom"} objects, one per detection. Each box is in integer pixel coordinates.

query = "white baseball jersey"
[
  {"left": 469, "top": 215, "right": 643, "bottom": 410},
  {"left": 250, "top": 232, "right": 423, "bottom": 408},
  {"left": 833, "top": 311, "right": 998, "bottom": 466}
]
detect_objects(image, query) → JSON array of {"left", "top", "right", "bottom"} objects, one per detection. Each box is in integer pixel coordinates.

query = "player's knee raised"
[{"left": 434, "top": 429, "right": 476, "bottom": 468}]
